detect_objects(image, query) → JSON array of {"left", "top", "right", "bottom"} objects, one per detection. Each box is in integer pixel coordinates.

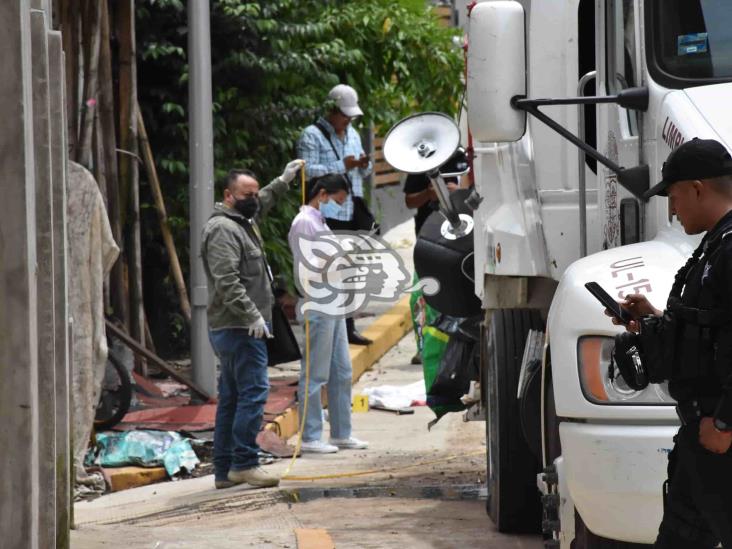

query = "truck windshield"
[{"left": 652, "top": 0, "right": 732, "bottom": 81}]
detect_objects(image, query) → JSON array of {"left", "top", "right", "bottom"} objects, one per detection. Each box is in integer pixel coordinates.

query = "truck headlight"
[{"left": 577, "top": 336, "right": 674, "bottom": 405}]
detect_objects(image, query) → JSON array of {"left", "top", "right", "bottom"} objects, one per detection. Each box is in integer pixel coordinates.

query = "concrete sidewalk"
[{"left": 71, "top": 328, "right": 541, "bottom": 549}]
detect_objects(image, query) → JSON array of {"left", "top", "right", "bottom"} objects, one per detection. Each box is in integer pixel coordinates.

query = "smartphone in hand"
[{"left": 584, "top": 282, "right": 631, "bottom": 325}]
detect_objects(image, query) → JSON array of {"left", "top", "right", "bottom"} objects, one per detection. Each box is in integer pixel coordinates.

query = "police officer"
[{"left": 609, "top": 138, "right": 732, "bottom": 547}]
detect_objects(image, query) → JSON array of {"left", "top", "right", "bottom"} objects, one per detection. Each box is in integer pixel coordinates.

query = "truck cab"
[{"left": 464, "top": 0, "right": 732, "bottom": 546}]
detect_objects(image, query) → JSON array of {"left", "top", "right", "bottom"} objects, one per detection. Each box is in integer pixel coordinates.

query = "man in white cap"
[{"left": 297, "top": 84, "right": 374, "bottom": 345}]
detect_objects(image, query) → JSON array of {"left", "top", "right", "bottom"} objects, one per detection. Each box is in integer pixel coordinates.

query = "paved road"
[{"left": 72, "top": 333, "right": 541, "bottom": 548}]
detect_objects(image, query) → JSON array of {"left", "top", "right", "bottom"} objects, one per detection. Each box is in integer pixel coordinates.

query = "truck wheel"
[{"left": 483, "top": 309, "right": 543, "bottom": 533}]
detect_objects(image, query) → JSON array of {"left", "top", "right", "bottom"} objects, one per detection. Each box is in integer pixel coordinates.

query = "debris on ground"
[
  {"left": 362, "top": 381, "right": 426, "bottom": 412},
  {"left": 86, "top": 430, "right": 199, "bottom": 477},
  {"left": 74, "top": 470, "right": 107, "bottom": 501}
]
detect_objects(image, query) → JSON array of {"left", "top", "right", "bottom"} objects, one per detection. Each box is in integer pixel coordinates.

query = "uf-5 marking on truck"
[{"left": 610, "top": 256, "right": 653, "bottom": 299}]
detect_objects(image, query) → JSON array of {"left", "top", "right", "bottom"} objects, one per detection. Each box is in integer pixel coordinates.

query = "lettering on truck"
[
  {"left": 662, "top": 117, "right": 686, "bottom": 149},
  {"left": 609, "top": 256, "right": 652, "bottom": 299}
]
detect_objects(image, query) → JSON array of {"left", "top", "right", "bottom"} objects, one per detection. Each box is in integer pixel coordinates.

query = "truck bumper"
[{"left": 559, "top": 422, "right": 678, "bottom": 543}]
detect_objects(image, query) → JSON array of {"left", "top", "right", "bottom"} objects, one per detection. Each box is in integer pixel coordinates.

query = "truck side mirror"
[{"left": 467, "top": 1, "right": 526, "bottom": 143}]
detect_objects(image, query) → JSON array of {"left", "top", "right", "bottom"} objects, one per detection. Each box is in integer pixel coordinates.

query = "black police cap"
[{"left": 644, "top": 138, "right": 732, "bottom": 199}]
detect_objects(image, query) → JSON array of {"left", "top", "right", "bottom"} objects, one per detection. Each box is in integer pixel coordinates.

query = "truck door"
[{"left": 596, "top": 0, "right": 644, "bottom": 250}]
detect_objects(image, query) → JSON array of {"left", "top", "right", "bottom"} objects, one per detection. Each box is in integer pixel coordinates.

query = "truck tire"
[{"left": 483, "top": 309, "right": 543, "bottom": 533}]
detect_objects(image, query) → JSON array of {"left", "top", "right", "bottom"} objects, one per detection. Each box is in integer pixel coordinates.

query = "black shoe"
[
  {"left": 411, "top": 352, "right": 422, "bottom": 365},
  {"left": 348, "top": 330, "right": 373, "bottom": 345}
]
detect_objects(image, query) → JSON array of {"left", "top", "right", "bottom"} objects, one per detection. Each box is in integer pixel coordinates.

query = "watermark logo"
[{"left": 294, "top": 231, "right": 439, "bottom": 318}]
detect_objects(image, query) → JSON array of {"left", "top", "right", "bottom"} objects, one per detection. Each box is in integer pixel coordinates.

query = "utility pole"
[{"left": 187, "top": 0, "right": 216, "bottom": 397}]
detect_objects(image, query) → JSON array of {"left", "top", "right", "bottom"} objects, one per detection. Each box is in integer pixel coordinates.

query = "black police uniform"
[
  {"left": 640, "top": 139, "right": 732, "bottom": 548},
  {"left": 654, "top": 212, "right": 732, "bottom": 548}
]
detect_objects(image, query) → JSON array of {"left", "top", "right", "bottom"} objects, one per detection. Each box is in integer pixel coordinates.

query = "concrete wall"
[{"left": 0, "top": 2, "right": 70, "bottom": 547}]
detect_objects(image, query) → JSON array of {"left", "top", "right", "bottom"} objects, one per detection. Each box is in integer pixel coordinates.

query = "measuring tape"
[{"left": 280, "top": 165, "right": 311, "bottom": 479}]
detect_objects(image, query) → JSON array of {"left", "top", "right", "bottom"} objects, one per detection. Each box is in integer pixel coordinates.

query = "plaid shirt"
[{"left": 297, "top": 117, "right": 373, "bottom": 222}]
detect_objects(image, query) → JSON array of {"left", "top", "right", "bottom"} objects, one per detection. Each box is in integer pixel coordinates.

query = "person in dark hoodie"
[{"left": 201, "top": 159, "right": 303, "bottom": 490}]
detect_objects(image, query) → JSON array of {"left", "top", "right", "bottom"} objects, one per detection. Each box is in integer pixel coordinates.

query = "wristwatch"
[{"left": 713, "top": 417, "right": 732, "bottom": 433}]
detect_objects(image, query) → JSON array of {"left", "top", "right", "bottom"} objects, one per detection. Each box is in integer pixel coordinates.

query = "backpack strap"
[{"left": 314, "top": 121, "right": 354, "bottom": 193}]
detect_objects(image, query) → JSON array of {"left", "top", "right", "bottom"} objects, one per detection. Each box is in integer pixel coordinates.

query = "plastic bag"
[
  {"left": 86, "top": 430, "right": 199, "bottom": 477},
  {"left": 428, "top": 336, "right": 479, "bottom": 406}
]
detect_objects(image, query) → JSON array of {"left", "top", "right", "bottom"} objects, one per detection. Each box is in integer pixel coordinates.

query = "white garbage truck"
[{"left": 459, "top": 0, "right": 732, "bottom": 547}]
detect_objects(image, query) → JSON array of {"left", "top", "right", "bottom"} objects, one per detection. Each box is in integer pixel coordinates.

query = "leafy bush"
[{"left": 137, "top": 0, "right": 462, "bottom": 352}]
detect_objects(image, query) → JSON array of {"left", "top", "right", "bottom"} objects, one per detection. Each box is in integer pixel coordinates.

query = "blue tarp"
[{"left": 86, "top": 430, "right": 199, "bottom": 477}]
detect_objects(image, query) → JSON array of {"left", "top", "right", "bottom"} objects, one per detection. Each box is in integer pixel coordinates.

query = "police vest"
[{"left": 613, "top": 221, "right": 732, "bottom": 391}]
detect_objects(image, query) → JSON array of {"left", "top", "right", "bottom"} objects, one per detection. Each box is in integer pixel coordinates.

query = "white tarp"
[{"left": 67, "top": 161, "right": 119, "bottom": 481}]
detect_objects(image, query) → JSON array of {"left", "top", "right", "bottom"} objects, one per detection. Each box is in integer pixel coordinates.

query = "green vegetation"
[{"left": 136, "top": 0, "right": 462, "bottom": 353}]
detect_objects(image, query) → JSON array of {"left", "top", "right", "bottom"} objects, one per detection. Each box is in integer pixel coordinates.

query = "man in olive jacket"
[{"left": 202, "top": 159, "right": 303, "bottom": 489}]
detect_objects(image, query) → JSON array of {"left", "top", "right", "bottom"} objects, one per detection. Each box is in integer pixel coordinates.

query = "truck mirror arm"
[
  {"left": 511, "top": 92, "right": 650, "bottom": 201},
  {"left": 427, "top": 170, "right": 475, "bottom": 239}
]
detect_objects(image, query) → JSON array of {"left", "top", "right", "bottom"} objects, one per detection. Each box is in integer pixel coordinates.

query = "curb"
[{"left": 265, "top": 295, "right": 413, "bottom": 441}]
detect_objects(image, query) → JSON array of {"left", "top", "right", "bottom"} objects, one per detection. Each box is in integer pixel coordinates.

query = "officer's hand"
[
  {"left": 699, "top": 417, "right": 732, "bottom": 454},
  {"left": 279, "top": 159, "right": 305, "bottom": 184},
  {"left": 247, "top": 316, "right": 273, "bottom": 339},
  {"left": 622, "top": 294, "right": 662, "bottom": 318},
  {"left": 604, "top": 311, "right": 641, "bottom": 333}
]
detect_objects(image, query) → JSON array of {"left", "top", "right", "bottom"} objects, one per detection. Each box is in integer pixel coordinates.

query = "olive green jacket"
[{"left": 201, "top": 176, "right": 289, "bottom": 330}]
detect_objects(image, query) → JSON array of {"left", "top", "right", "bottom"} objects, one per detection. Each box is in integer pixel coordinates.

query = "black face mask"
[{"left": 234, "top": 196, "right": 259, "bottom": 219}]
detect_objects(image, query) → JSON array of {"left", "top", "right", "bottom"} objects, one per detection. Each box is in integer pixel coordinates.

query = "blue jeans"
[
  {"left": 209, "top": 328, "right": 269, "bottom": 480},
  {"left": 298, "top": 314, "right": 352, "bottom": 442}
]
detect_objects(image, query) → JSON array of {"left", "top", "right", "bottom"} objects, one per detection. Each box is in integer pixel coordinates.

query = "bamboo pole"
[
  {"left": 105, "top": 320, "right": 211, "bottom": 402},
  {"left": 117, "top": 0, "right": 145, "bottom": 373},
  {"left": 137, "top": 107, "right": 193, "bottom": 324},
  {"left": 76, "top": 0, "right": 100, "bottom": 167},
  {"left": 98, "top": 0, "right": 127, "bottom": 326},
  {"left": 59, "top": 0, "right": 79, "bottom": 155}
]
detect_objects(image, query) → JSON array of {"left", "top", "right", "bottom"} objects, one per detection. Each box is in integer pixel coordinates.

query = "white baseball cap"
[{"left": 327, "top": 84, "right": 363, "bottom": 117}]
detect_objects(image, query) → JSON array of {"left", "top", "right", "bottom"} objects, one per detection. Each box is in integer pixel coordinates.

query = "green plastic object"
[{"left": 411, "top": 275, "right": 458, "bottom": 419}]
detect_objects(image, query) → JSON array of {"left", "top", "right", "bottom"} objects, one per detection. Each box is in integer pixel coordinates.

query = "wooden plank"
[
  {"left": 374, "top": 164, "right": 396, "bottom": 175},
  {"left": 137, "top": 107, "right": 192, "bottom": 324},
  {"left": 295, "top": 529, "right": 335, "bottom": 549},
  {"left": 374, "top": 173, "right": 402, "bottom": 185},
  {"left": 433, "top": 5, "right": 453, "bottom": 27},
  {"left": 105, "top": 320, "right": 212, "bottom": 402},
  {"left": 104, "top": 466, "right": 167, "bottom": 492}
]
